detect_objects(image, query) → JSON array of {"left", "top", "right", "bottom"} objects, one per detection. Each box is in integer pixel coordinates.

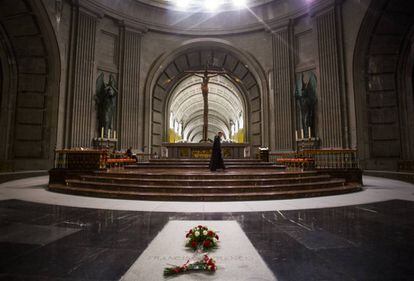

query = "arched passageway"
[
  {"left": 145, "top": 42, "right": 267, "bottom": 154},
  {"left": 0, "top": 0, "right": 60, "bottom": 170},
  {"left": 354, "top": 0, "right": 414, "bottom": 170},
  {"left": 168, "top": 75, "right": 246, "bottom": 143}
]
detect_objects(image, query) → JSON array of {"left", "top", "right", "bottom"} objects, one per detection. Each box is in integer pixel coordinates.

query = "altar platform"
[
  {"left": 48, "top": 158, "right": 361, "bottom": 201},
  {"left": 161, "top": 142, "right": 249, "bottom": 159}
]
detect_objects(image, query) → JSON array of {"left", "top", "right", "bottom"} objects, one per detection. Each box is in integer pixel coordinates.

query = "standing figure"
[
  {"left": 209, "top": 131, "right": 225, "bottom": 171},
  {"left": 95, "top": 73, "right": 118, "bottom": 136}
]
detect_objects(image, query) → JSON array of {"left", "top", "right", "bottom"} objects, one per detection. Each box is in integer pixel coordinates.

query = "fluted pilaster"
[
  {"left": 315, "top": 6, "right": 348, "bottom": 148},
  {"left": 68, "top": 9, "right": 97, "bottom": 147},
  {"left": 119, "top": 28, "right": 142, "bottom": 149},
  {"left": 272, "top": 25, "right": 294, "bottom": 151}
]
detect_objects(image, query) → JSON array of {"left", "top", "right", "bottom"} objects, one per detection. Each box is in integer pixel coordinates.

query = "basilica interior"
[{"left": 0, "top": 0, "right": 413, "bottom": 280}]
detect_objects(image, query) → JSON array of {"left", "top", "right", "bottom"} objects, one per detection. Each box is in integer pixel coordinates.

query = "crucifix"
[{"left": 185, "top": 67, "right": 227, "bottom": 142}]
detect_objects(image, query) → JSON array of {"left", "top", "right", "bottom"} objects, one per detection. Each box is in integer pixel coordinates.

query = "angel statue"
[
  {"left": 295, "top": 71, "right": 317, "bottom": 138},
  {"left": 95, "top": 73, "right": 118, "bottom": 136}
]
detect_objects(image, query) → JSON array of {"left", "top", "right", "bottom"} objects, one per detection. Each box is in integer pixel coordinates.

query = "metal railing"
[
  {"left": 54, "top": 149, "right": 156, "bottom": 169},
  {"left": 54, "top": 149, "right": 107, "bottom": 169},
  {"left": 269, "top": 149, "right": 359, "bottom": 169},
  {"left": 135, "top": 153, "right": 153, "bottom": 162},
  {"left": 302, "top": 149, "right": 359, "bottom": 169}
]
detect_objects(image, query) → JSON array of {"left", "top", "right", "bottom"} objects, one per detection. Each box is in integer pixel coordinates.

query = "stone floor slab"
[
  {"left": 120, "top": 220, "right": 277, "bottom": 281},
  {"left": 0, "top": 223, "right": 79, "bottom": 245}
]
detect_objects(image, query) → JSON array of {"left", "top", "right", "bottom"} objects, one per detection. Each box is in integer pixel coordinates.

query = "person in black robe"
[{"left": 209, "top": 131, "right": 225, "bottom": 171}]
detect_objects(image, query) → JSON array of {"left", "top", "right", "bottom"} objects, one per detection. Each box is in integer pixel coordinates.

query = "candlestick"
[
  {"left": 108, "top": 129, "right": 111, "bottom": 140},
  {"left": 308, "top": 127, "right": 311, "bottom": 139},
  {"left": 300, "top": 129, "right": 304, "bottom": 139},
  {"left": 101, "top": 127, "right": 104, "bottom": 139},
  {"left": 295, "top": 130, "right": 298, "bottom": 141}
]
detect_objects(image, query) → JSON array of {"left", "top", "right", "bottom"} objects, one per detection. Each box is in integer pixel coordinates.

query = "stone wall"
[
  {"left": 354, "top": 0, "right": 414, "bottom": 170},
  {"left": 42, "top": 0, "right": 361, "bottom": 155},
  {"left": 0, "top": 0, "right": 60, "bottom": 170},
  {"left": 1, "top": 0, "right": 387, "bottom": 169}
]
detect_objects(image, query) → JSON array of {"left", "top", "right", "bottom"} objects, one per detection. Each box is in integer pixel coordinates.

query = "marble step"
[
  {"left": 135, "top": 160, "right": 273, "bottom": 165},
  {"left": 65, "top": 178, "right": 346, "bottom": 194},
  {"left": 80, "top": 174, "right": 332, "bottom": 186},
  {"left": 149, "top": 158, "right": 264, "bottom": 162},
  {"left": 125, "top": 164, "right": 285, "bottom": 169},
  {"left": 93, "top": 170, "right": 319, "bottom": 180},
  {"left": 49, "top": 182, "right": 360, "bottom": 201}
]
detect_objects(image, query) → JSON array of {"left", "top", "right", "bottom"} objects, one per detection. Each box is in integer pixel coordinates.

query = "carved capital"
[
  {"left": 267, "top": 19, "right": 291, "bottom": 34},
  {"left": 309, "top": 0, "right": 343, "bottom": 18},
  {"left": 70, "top": 0, "right": 104, "bottom": 18},
  {"left": 119, "top": 20, "right": 148, "bottom": 35}
]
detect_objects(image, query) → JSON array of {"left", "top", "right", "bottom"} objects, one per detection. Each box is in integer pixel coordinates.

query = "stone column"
[
  {"left": 118, "top": 24, "right": 144, "bottom": 150},
  {"left": 313, "top": 3, "right": 348, "bottom": 148},
  {"left": 66, "top": 7, "right": 97, "bottom": 147},
  {"left": 271, "top": 22, "right": 295, "bottom": 151}
]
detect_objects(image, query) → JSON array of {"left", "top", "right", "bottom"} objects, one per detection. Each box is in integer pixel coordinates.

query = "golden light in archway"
[{"left": 168, "top": 75, "right": 245, "bottom": 143}]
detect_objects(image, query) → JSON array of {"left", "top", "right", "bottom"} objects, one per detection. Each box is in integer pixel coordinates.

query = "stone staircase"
[
  {"left": 126, "top": 158, "right": 285, "bottom": 169},
  {"left": 48, "top": 159, "right": 361, "bottom": 201}
]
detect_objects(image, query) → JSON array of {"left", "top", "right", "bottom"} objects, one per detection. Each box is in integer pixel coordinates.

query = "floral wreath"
[
  {"left": 163, "top": 255, "right": 216, "bottom": 277},
  {"left": 163, "top": 225, "right": 219, "bottom": 277},
  {"left": 185, "top": 225, "right": 219, "bottom": 250}
]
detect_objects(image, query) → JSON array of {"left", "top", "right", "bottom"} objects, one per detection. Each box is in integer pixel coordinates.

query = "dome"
[{"left": 134, "top": 0, "right": 274, "bottom": 12}]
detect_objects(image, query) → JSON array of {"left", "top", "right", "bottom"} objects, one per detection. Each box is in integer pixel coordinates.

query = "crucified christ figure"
[{"left": 186, "top": 67, "right": 227, "bottom": 142}]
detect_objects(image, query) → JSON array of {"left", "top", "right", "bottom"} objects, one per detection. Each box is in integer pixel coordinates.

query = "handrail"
[
  {"left": 54, "top": 149, "right": 107, "bottom": 169},
  {"left": 53, "top": 149, "right": 156, "bottom": 169},
  {"left": 269, "top": 149, "right": 359, "bottom": 169}
]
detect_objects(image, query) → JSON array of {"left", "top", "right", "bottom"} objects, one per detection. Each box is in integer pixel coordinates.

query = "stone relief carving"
[
  {"left": 295, "top": 70, "right": 317, "bottom": 138},
  {"left": 95, "top": 73, "right": 118, "bottom": 135}
]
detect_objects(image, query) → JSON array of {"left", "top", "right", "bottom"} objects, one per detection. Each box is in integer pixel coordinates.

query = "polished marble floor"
[
  {"left": 1, "top": 175, "right": 414, "bottom": 212},
  {"left": 0, "top": 199, "right": 413, "bottom": 280}
]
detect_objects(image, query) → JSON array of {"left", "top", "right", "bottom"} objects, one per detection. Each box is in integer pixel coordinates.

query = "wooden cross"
[{"left": 184, "top": 66, "right": 228, "bottom": 142}]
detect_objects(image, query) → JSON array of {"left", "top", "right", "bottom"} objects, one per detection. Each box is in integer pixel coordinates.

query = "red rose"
[
  {"left": 198, "top": 225, "right": 203, "bottom": 228},
  {"left": 210, "top": 264, "right": 216, "bottom": 271},
  {"left": 215, "top": 235, "right": 219, "bottom": 240},
  {"left": 208, "top": 230, "right": 214, "bottom": 237},
  {"left": 191, "top": 241, "right": 197, "bottom": 248},
  {"left": 203, "top": 240, "right": 211, "bottom": 248}
]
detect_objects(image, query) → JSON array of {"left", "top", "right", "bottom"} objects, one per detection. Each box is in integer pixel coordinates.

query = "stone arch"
[
  {"left": 0, "top": 0, "right": 61, "bottom": 170},
  {"left": 144, "top": 39, "right": 268, "bottom": 153},
  {"left": 168, "top": 75, "right": 246, "bottom": 142},
  {"left": 353, "top": 0, "right": 414, "bottom": 170}
]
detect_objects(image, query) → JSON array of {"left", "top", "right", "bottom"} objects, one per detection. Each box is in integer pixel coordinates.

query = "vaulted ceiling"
[{"left": 169, "top": 75, "right": 244, "bottom": 142}]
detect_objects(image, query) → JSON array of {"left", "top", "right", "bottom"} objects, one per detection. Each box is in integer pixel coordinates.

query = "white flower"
[
  {"left": 194, "top": 231, "right": 200, "bottom": 237},
  {"left": 203, "top": 230, "right": 208, "bottom": 236},
  {"left": 213, "top": 238, "right": 218, "bottom": 243}
]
